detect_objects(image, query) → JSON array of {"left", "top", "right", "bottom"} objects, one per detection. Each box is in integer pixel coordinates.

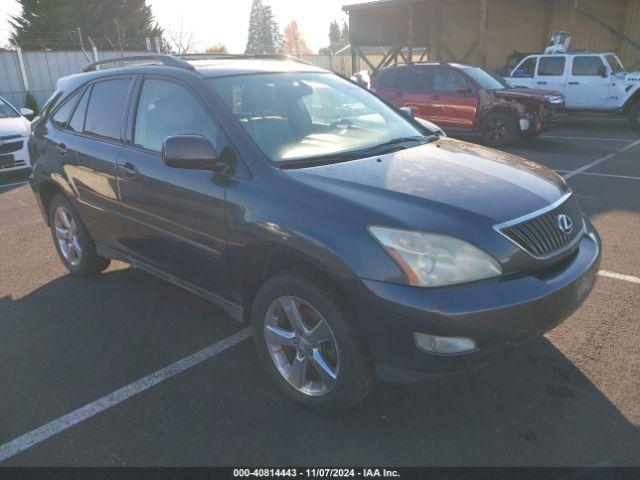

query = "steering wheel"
[{"left": 329, "top": 118, "right": 354, "bottom": 130}]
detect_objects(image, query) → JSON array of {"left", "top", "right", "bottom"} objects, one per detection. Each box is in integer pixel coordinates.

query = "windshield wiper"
[{"left": 278, "top": 135, "right": 435, "bottom": 169}]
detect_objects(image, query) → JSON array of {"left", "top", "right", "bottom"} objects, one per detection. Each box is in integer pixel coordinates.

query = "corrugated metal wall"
[
  {"left": 348, "top": 0, "right": 640, "bottom": 71},
  {"left": 0, "top": 50, "right": 147, "bottom": 109}
]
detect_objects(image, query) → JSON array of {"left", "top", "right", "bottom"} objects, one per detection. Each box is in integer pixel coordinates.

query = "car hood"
[
  {"left": 284, "top": 137, "right": 567, "bottom": 227},
  {"left": 0, "top": 116, "right": 30, "bottom": 138},
  {"left": 493, "top": 87, "right": 564, "bottom": 102}
]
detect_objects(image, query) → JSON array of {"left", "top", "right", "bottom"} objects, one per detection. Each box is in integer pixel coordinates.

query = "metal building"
[{"left": 343, "top": 0, "right": 640, "bottom": 74}]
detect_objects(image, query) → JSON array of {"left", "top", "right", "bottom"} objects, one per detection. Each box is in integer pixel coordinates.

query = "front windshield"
[
  {"left": 0, "top": 98, "right": 19, "bottom": 119},
  {"left": 464, "top": 67, "right": 509, "bottom": 91},
  {"left": 605, "top": 55, "right": 625, "bottom": 74},
  {"left": 207, "top": 73, "right": 425, "bottom": 163}
]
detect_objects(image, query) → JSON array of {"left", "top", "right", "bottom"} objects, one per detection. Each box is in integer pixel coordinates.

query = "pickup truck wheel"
[
  {"left": 481, "top": 112, "right": 517, "bottom": 147},
  {"left": 252, "top": 267, "right": 375, "bottom": 411},
  {"left": 49, "top": 194, "right": 110, "bottom": 277},
  {"left": 630, "top": 102, "right": 640, "bottom": 132}
]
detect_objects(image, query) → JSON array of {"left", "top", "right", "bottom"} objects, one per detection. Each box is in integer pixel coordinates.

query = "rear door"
[
  {"left": 397, "top": 67, "right": 435, "bottom": 120},
  {"left": 534, "top": 56, "right": 567, "bottom": 94},
  {"left": 429, "top": 67, "right": 478, "bottom": 130},
  {"left": 566, "top": 55, "right": 612, "bottom": 109},
  {"left": 53, "top": 76, "right": 133, "bottom": 248},
  {"left": 117, "top": 75, "right": 228, "bottom": 293},
  {"left": 371, "top": 68, "right": 405, "bottom": 107}
]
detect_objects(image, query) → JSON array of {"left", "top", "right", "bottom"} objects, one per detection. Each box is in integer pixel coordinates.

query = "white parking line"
[
  {"left": 0, "top": 327, "right": 252, "bottom": 463},
  {"left": 598, "top": 270, "right": 640, "bottom": 285},
  {"left": 554, "top": 170, "right": 640, "bottom": 181},
  {"left": 0, "top": 181, "right": 29, "bottom": 190},
  {"left": 562, "top": 139, "right": 640, "bottom": 180},
  {"left": 540, "top": 135, "right": 634, "bottom": 142}
]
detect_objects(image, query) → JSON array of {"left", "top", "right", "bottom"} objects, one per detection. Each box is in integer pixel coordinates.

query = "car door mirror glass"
[
  {"left": 399, "top": 107, "right": 414, "bottom": 119},
  {"left": 20, "top": 107, "right": 35, "bottom": 119},
  {"left": 456, "top": 86, "right": 471, "bottom": 95},
  {"left": 161, "top": 135, "right": 219, "bottom": 171}
]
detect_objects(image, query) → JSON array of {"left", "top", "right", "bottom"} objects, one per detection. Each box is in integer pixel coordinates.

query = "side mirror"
[
  {"left": 161, "top": 135, "right": 220, "bottom": 171},
  {"left": 20, "top": 107, "right": 34, "bottom": 119},
  {"left": 456, "top": 86, "right": 472, "bottom": 95},
  {"left": 598, "top": 65, "right": 609, "bottom": 77},
  {"left": 399, "top": 106, "right": 414, "bottom": 119}
]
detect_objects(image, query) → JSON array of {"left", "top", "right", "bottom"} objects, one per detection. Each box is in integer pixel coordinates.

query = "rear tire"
[
  {"left": 49, "top": 194, "right": 110, "bottom": 277},
  {"left": 252, "top": 267, "right": 376, "bottom": 412},
  {"left": 481, "top": 111, "right": 518, "bottom": 147},
  {"left": 629, "top": 101, "right": 640, "bottom": 132}
]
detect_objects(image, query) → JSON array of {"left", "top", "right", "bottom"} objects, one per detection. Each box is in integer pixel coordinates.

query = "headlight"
[{"left": 368, "top": 226, "right": 502, "bottom": 287}]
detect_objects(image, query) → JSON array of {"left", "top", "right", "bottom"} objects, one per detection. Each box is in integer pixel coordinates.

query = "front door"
[
  {"left": 429, "top": 67, "right": 478, "bottom": 130},
  {"left": 397, "top": 67, "right": 434, "bottom": 120},
  {"left": 117, "top": 77, "right": 228, "bottom": 293},
  {"left": 565, "top": 55, "right": 612, "bottom": 109}
]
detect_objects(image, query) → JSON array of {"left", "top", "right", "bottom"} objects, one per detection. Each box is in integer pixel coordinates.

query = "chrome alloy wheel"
[
  {"left": 53, "top": 206, "right": 82, "bottom": 266},
  {"left": 264, "top": 296, "right": 340, "bottom": 396}
]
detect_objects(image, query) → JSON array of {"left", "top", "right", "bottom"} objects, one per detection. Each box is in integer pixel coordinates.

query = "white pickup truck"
[{"left": 505, "top": 51, "right": 640, "bottom": 131}]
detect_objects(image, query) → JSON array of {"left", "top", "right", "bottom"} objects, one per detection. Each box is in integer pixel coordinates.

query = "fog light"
[
  {"left": 414, "top": 332, "right": 477, "bottom": 355},
  {"left": 519, "top": 118, "right": 530, "bottom": 131}
]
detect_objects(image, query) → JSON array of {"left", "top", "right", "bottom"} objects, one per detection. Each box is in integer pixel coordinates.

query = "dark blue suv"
[{"left": 29, "top": 54, "right": 601, "bottom": 411}]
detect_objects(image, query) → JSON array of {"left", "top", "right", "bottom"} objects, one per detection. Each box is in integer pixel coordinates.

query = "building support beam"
[
  {"left": 578, "top": 5, "right": 640, "bottom": 51},
  {"left": 478, "top": 0, "right": 487, "bottom": 68}
]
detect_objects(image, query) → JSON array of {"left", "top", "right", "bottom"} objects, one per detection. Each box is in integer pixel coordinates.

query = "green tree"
[
  {"left": 245, "top": 0, "right": 282, "bottom": 55},
  {"left": 323, "top": 20, "right": 349, "bottom": 55},
  {"left": 10, "top": 0, "right": 162, "bottom": 50}
]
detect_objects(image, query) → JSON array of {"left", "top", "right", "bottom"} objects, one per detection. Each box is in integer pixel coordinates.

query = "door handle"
[
  {"left": 537, "top": 81, "right": 548, "bottom": 85},
  {"left": 568, "top": 81, "right": 579, "bottom": 85},
  {"left": 55, "top": 142, "right": 68, "bottom": 157},
  {"left": 118, "top": 162, "right": 138, "bottom": 179}
]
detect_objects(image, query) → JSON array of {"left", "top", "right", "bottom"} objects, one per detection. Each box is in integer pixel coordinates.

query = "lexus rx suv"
[{"left": 29, "top": 55, "right": 600, "bottom": 411}]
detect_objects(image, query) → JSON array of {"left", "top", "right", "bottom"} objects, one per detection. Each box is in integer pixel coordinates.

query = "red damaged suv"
[{"left": 371, "top": 62, "right": 565, "bottom": 147}]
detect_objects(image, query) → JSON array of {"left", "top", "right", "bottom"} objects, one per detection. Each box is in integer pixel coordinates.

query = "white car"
[
  {"left": 0, "top": 96, "right": 33, "bottom": 173},
  {"left": 505, "top": 51, "right": 640, "bottom": 131}
]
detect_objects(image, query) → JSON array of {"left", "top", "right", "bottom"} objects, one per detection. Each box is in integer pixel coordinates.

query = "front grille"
[
  {"left": 0, "top": 141, "right": 23, "bottom": 154},
  {"left": 497, "top": 194, "right": 584, "bottom": 258},
  {"left": 0, "top": 159, "right": 26, "bottom": 170}
]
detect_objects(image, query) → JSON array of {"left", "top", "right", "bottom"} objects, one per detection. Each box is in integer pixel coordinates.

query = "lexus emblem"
[{"left": 557, "top": 214, "right": 573, "bottom": 235}]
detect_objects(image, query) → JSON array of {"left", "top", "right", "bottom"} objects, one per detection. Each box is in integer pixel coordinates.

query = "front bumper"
[
  {"left": 0, "top": 137, "right": 30, "bottom": 173},
  {"left": 340, "top": 224, "right": 601, "bottom": 383}
]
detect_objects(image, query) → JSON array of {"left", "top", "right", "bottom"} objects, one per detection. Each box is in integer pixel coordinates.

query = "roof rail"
[
  {"left": 175, "top": 53, "right": 314, "bottom": 66},
  {"left": 82, "top": 54, "right": 195, "bottom": 72}
]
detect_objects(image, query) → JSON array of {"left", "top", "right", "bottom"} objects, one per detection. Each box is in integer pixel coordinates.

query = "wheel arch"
[
  {"left": 238, "top": 242, "right": 353, "bottom": 323},
  {"left": 622, "top": 86, "right": 640, "bottom": 112}
]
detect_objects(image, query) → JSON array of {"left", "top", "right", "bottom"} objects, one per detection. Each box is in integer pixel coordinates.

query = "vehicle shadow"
[
  {"left": 219, "top": 334, "right": 640, "bottom": 467},
  {"left": 1, "top": 266, "right": 638, "bottom": 466},
  {"left": 0, "top": 170, "right": 30, "bottom": 193}
]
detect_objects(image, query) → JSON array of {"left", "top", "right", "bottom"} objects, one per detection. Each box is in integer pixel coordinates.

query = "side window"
[
  {"left": 512, "top": 57, "right": 537, "bottom": 78},
  {"left": 433, "top": 68, "right": 471, "bottom": 93},
  {"left": 403, "top": 68, "right": 433, "bottom": 92},
  {"left": 68, "top": 87, "right": 90, "bottom": 133},
  {"left": 52, "top": 90, "right": 81, "bottom": 126},
  {"left": 134, "top": 78, "right": 219, "bottom": 153},
  {"left": 537, "top": 57, "right": 565, "bottom": 76},
  {"left": 572, "top": 56, "right": 606, "bottom": 76},
  {"left": 377, "top": 69, "right": 403, "bottom": 89},
  {"left": 84, "top": 78, "right": 132, "bottom": 140}
]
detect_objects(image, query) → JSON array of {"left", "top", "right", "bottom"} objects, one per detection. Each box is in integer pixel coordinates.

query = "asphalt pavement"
[{"left": 1, "top": 120, "right": 639, "bottom": 466}]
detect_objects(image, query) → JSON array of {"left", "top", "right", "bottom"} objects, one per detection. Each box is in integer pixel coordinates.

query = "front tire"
[
  {"left": 481, "top": 111, "right": 518, "bottom": 147},
  {"left": 49, "top": 194, "right": 110, "bottom": 277},
  {"left": 629, "top": 101, "right": 640, "bottom": 132},
  {"left": 252, "top": 267, "right": 375, "bottom": 411}
]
